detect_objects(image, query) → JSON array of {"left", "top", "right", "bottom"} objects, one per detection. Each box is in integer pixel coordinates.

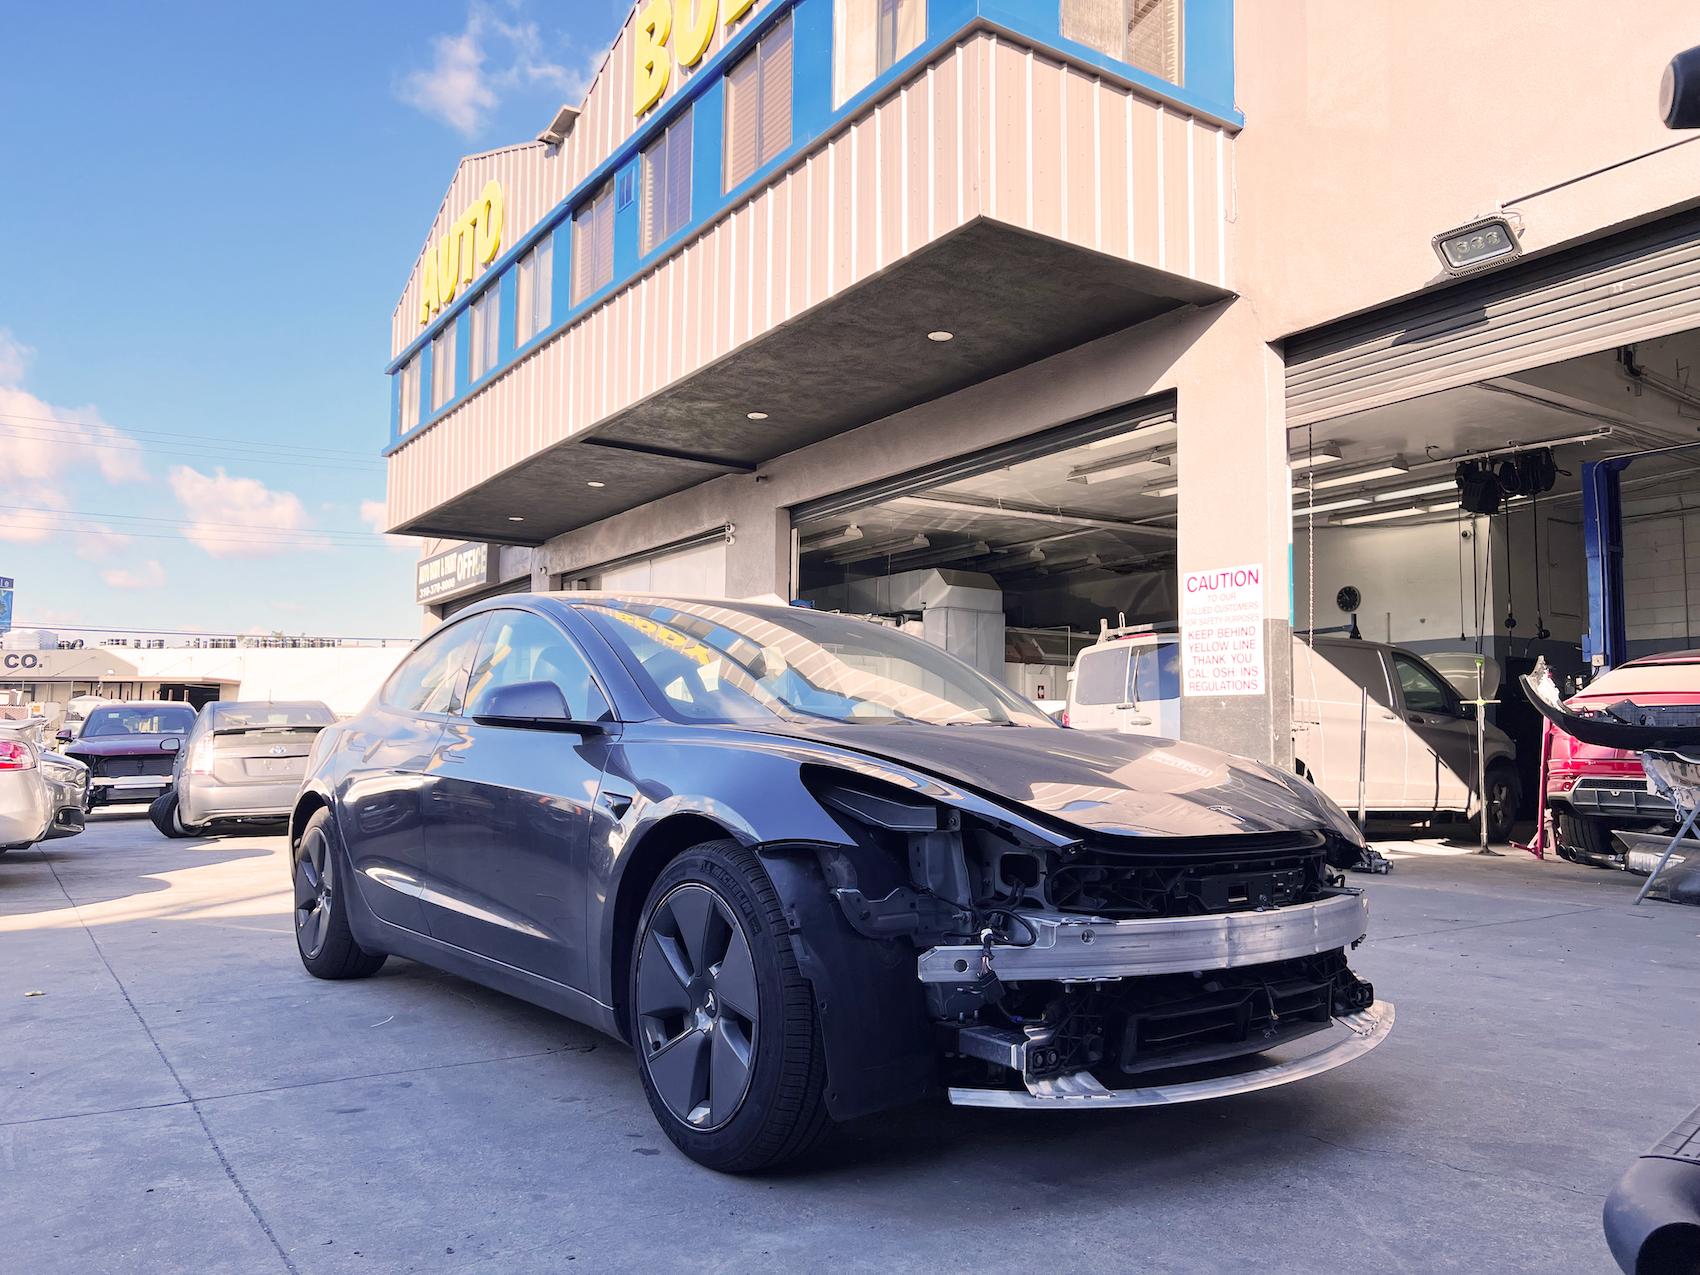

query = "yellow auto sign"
[
  {"left": 633, "top": 0, "right": 757, "bottom": 116},
  {"left": 418, "top": 180, "right": 505, "bottom": 326}
]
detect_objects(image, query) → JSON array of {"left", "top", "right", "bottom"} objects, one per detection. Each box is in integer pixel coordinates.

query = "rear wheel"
[
  {"left": 148, "top": 790, "right": 200, "bottom": 839},
  {"left": 629, "top": 841, "right": 831, "bottom": 1172},
  {"left": 293, "top": 808, "right": 386, "bottom": 980},
  {"left": 1484, "top": 764, "right": 1520, "bottom": 844},
  {"left": 1554, "top": 809, "right": 1617, "bottom": 863}
]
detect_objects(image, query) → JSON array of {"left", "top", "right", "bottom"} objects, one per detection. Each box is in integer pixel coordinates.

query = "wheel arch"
[{"left": 288, "top": 787, "right": 332, "bottom": 849}]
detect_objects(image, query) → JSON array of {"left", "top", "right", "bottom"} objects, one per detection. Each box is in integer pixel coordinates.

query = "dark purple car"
[{"left": 63, "top": 702, "right": 196, "bottom": 810}]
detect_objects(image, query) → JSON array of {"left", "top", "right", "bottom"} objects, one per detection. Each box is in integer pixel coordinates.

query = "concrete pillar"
[{"left": 1173, "top": 301, "right": 1293, "bottom": 766}]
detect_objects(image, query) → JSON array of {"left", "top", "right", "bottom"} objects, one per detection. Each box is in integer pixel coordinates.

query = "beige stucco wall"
[{"left": 1233, "top": 1, "right": 1700, "bottom": 338}]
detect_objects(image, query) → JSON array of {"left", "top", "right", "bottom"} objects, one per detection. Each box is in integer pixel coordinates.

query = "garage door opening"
[{"left": 791, "top": 401, "right": 1179, "bottom": 711}]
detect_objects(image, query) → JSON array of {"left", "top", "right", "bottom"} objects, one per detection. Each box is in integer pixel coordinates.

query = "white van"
[{"left": 1065, "top": 627, "right": 1520, "bottom": 840}]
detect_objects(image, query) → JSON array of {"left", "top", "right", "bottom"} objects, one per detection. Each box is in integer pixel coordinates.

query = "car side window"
[
  {"left": 1132, "top": 643, "right": 1179, "bottom": 703},
  {"left": 383, "top": 619, "right": 487, "bottom": 715},
  {"left": 1392, "top": 654, "right": 1453, "bottom": 715},
  {"left": 464, "top": 610, "right": 611, "bottom": 721},
  {"left": 1075, "top": 647, "right": 1131, "bottom": 705}
]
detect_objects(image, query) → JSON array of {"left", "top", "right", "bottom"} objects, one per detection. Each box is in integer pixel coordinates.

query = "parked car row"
[{"left": 0, "top": 722, "right": 88, "bottom": 853}]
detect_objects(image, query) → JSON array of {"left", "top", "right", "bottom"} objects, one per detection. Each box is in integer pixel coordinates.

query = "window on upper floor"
[
  {"left": 396, "top": 353, "right": 421, "bottom": 434},
  {"left": 833, "top": 0, "right": 924, "bottom": 107},
  {"left": 643, "top": 107, "right": 694, "bottom": 253},
  {"left": 1060, "top": 0, "right": 1183, "bottom": 84},
  {"left": 514, "top": 236, "right": 554, "bottom": 345},
  {"left": 725, "top": 14, "right": 793, "bottom": 190},
  {"left": 572, "top": 181, "right": 614, "bottom": 304},
  {"left": 430, "top": 322, "right": 456, "bottom": 411},
  {"left": 468, "top": 287, "right": 500, "bottom": 381}
]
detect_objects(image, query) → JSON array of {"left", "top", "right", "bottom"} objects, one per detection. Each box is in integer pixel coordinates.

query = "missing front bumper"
[
  {"left": 917, "top": 891, "right": 1369, "bottom": 985},
  {"left": 946, "top": 1000, "right": 1394, "bottom": 1109}
]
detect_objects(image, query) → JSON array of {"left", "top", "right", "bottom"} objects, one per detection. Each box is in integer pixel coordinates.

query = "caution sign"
[{"left": 1181, "top": 564, "right": 1264, "bottom": 696}]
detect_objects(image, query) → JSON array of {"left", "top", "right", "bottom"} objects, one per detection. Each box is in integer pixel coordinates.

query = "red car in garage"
[{"left": 1545, "top": 650, "right": 1700, "bottom": 863}]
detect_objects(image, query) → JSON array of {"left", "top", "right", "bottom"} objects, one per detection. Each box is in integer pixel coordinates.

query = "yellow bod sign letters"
[
  {"left": 418, "top": 180, "right": 506, "bottom": 326},
  {"left": 633, "top": 0, "right": 757, "bottom": 117}
]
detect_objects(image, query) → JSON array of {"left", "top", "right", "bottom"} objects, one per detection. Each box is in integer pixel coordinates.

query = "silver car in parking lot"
[
  {"left": 0, "top": 724, "right": 88, "bottom": 852},
  {"left": 149, "top": 701, "right": 334, "bottom": 838}
]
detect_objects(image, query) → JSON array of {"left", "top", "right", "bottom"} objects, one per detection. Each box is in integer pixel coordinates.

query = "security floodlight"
[
  {"left": 1433, "top": 215, "right": 1521, "bottom": 276},
  {"left": 1663, "top": 45, "right": 1700, "bottom": 128},
  {"left": 537, "top": 105, "right": 581, "bottom": 147}
]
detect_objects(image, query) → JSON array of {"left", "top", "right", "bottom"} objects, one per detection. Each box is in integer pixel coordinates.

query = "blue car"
[{"left": 290, "top": 594, "right": 1391, "bottom": 1171}]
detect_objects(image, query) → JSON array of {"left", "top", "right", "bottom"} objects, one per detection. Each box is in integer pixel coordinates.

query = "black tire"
[
  {"left": 293, "top": 807, "right": 386, "bottom": 980},
  {"left": 629, "top": 840, "right": 832, "bottom": 1172},
  {"left": 1554, "top": 809, "right": 1616, "bottom": 862},
  {"left": 1484, "top": 763, "right": 1520, "bottom": 844},
  {"left": 148, "top": 790, "right": 197, "bottom": 839}
]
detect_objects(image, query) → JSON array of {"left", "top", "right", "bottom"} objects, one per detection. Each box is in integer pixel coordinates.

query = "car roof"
[
  {"left": 87, "top": 700, "right": 194, "bottom": 710},
  {"left": 207, "top": 699, "right": 329, "bottom": 710}
]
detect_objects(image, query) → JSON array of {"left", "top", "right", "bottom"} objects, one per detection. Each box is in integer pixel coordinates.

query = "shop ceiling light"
[
  {"left": 801, "top": 524, "right": 862, "bottom": 552},
  {"left": 1370, "top": 479, "right": 1458, "bottom": 502},
  {"left": 1143, "top": 482, "right": 1179, "bottom": 498},
  {"left": 1432, "top": 215, "right": 1522, "bottom": 276},
  {"left": 926, "top": 330, "right": 954, "bottom": 342},
  {"left": 746, "top": 411, "right": 769, "bottom": 420},
  {"left": 1308, "top": 460, "right": 1410, "bottom": 490},
  {"left": 826, "top": 533, "right": 928, "bottom": 563},
  {"left": 1068, "top": 450, "right": 1174, "bottom": 485},
  {"left": 586, "top": 481, "right": 606, "bottom": 488},
  {"left": 1292, "top": 496, "right": 1370, "bottom": 516},
  {"left": 1287, "top": 445, "right": 1344, "bottom": 469},
  {"left": 1087, "top": 418, "right": 1178, "bottom": 450},
  {"left": 1331, "top": 500, "right": 1458, "bottom": 526}
]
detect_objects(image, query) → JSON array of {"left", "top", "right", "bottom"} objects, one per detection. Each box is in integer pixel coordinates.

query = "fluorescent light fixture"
[
  {"left": 1068, "top": 451, "right": 1174, "bottom": 485},
  {"left": 1370, "top": 479, "right": 1457, "bottom": 503},
  {"left": 1287, "top": 445, "right": 1344, "bottom": 469},
  {"left": 801, "top": 524, "right": 862, "bottom": 552},
  {"left": 926, "top": 330, "right": 954, "bottom": 342},
  {"left": 1087, "top": 419, "right": 1178, "bottom": 450},
  {"left": 1143, "top": 482, "right": 1179, "bottom": 498},
  {"left": 827, "top": 533, "right": 929, "bottom": 563},
  {"left": 1331, "top": 500, "right": 1460, "bottom": 526},
  {"left": 1309, "top": 460, "right": 1411, "bottom": 491},
  {"left": 1292, "top": 496, "right": 1370, "bottom": 516}
]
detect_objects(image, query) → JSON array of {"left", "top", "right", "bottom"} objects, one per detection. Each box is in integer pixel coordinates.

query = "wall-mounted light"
[{"left": 1433, "top": 215, "right": 1521, "bottom": 276}]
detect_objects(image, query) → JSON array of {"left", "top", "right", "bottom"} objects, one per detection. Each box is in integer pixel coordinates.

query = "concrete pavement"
[{"left": 2, "top": 812, "right": 1694, "bottom": 1273}]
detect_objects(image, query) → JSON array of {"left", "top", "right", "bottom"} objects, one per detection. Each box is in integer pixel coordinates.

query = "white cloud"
[
  {"left": 360, "top": 498, "right": 422, "bottom": 555},
  {"left": 397, "top": 3, "right": 602, "bottom": 136},
  {"left": 168, "top": 466, "right": 321, "bottom": 558},
  {"left": 0, "top": 328, "right": 148, "bottom": 492},
  {"left": 102, "top": 560, "right": 165, "bottom": 590},
  {"left": 74, "top": 524, "right": 135, "bottom": 564}
]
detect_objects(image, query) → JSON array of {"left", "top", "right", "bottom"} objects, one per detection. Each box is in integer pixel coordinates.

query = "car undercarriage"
[{"left": 806, "top": 771, "right": 1393, "bottom": 1108}]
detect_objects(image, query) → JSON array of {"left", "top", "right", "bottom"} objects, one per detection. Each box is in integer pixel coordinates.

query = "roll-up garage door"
[
  {"left": 1286, "top": 208, "right": 1700, "bottom": 428},
  {"left": 557, "top": 526, "right": 732, "bottom": 594}
]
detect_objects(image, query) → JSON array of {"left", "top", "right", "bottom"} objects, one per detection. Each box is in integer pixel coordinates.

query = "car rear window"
[
  {"left": 208, "top": 703, "right": 334, "bottom": 729},
  {"left": 1074, "top": 646, "right": 1131, "bottom": 706}
]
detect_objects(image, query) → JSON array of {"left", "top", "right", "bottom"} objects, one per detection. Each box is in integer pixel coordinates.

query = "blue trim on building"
[
  {"left": 385, "top": 0, "right": 1239, "bottom": 452},
  {"left": 498, "top": 268, "right": 517, "bottom": 366},
  {"left": 1582, "top": 458, "right": 1631, "bottom": 670}
]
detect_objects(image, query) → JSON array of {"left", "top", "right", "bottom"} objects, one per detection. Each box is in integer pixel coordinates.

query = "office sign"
[
  {"left": 1181, "top": 564, "right": 1264, "bottom": 697},
  {"left": 415, "top": 543, "right": 493, "bottom": 604}
]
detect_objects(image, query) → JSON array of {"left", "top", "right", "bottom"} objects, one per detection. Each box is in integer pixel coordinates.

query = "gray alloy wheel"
[
  {"left": 294, "top": 823, "right": 335, "bottom": 960},
  {"left": 634, "top": 882, "right": 761, "bottom": 1132},
  {"left": 1485, "top": 765, "right": 1520, "bottom": 844}
]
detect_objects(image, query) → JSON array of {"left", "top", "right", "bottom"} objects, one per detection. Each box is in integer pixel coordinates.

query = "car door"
[
  {"left": 1130, "top": 639, "right": 1182, "bottom": 738},
  {"left": 1390, "top": 651, "right": 1475, "bottom": 815},
  {"left": 421, "top": 608, "right": 614, "bottom": 989},
  {"left": 1305, "top": 642, "right": 1407, "bottom": 810},
  {"left": 337, "top": 617, "right": 487, "bottom": 935},
  {"left": 1068, "top": 644, "right": 1131, "bottom": 732}
]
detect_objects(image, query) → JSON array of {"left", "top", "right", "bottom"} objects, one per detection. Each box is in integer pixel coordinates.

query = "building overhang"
[{"left": 392, "top": 218, "right": 1224, "bottom": 543}]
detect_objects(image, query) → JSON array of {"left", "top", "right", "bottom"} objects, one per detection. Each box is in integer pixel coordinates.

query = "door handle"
[
  {"left": 1379, "top": 711, "right": 1399, "bottom": 722},
  {"left": 1115, "top": 703, "right": 1138, "bottom": 711}
]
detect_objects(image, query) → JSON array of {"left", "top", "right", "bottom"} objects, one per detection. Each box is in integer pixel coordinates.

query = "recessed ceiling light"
[
  {"left": 1288, "top": 445, "right": 1344, "bottom": 470},
  {"left": 1291, "top": 496, "right": 1370, "bottom": 516},
  {"left": 926, "top": 330, "right": 954, "bottom": 342},
  {"left": 586, "top": 481, "right": 606, "bottom": 488},
  {"left": 1370, "top": 479, "right": 1458, "bottom": 502},
  {"left": 508, "top": 515, "right": 525, "bottom": 521},
  {"left": 746, "top": 411, "right": 768, "bottom": 420}
]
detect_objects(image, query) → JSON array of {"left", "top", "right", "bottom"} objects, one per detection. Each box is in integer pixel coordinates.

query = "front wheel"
[
  {"left": 293, "top": 808, "right": 386, "bottom": 980},
  {"left": 629, "top": 841, "right": 832, "bottom": 1172}
]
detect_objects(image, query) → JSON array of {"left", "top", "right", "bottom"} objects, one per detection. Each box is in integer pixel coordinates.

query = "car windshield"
[
  {"left": 581, "top": 598, "right": 1054, "bottom": 727},
  {"left": 207, "top": 702, "right": 334, "bottom": 729},
  {"left": 81, "top": 706, "right": 197, "bottom": 737}
]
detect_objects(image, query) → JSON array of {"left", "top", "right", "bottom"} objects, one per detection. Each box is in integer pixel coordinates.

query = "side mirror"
[
  {"left": 161, "top": 737, "right": 182, "bottom": 752},
  {"left": 56, "top": 729, "right": 73, "bottom": 744},
  {"left": 471, "top": 680, "right": 604, "bottom": 733}
]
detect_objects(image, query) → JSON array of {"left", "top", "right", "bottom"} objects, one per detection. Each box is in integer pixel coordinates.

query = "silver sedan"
[
  {"left": 150, "top": 700, "right": 334, "bottom": 838},
  {"left": 0, "top": 725, "right": 88, "bottom": 851}
]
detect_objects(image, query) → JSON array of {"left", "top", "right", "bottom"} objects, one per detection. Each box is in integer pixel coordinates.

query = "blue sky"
[{"left": 0, "top": 0, "right": 629, "bottom": 638}]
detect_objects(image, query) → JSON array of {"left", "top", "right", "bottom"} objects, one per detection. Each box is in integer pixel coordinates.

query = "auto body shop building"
[{"left": 383, "top": 0, "right": 1700, "bottom": 768}]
